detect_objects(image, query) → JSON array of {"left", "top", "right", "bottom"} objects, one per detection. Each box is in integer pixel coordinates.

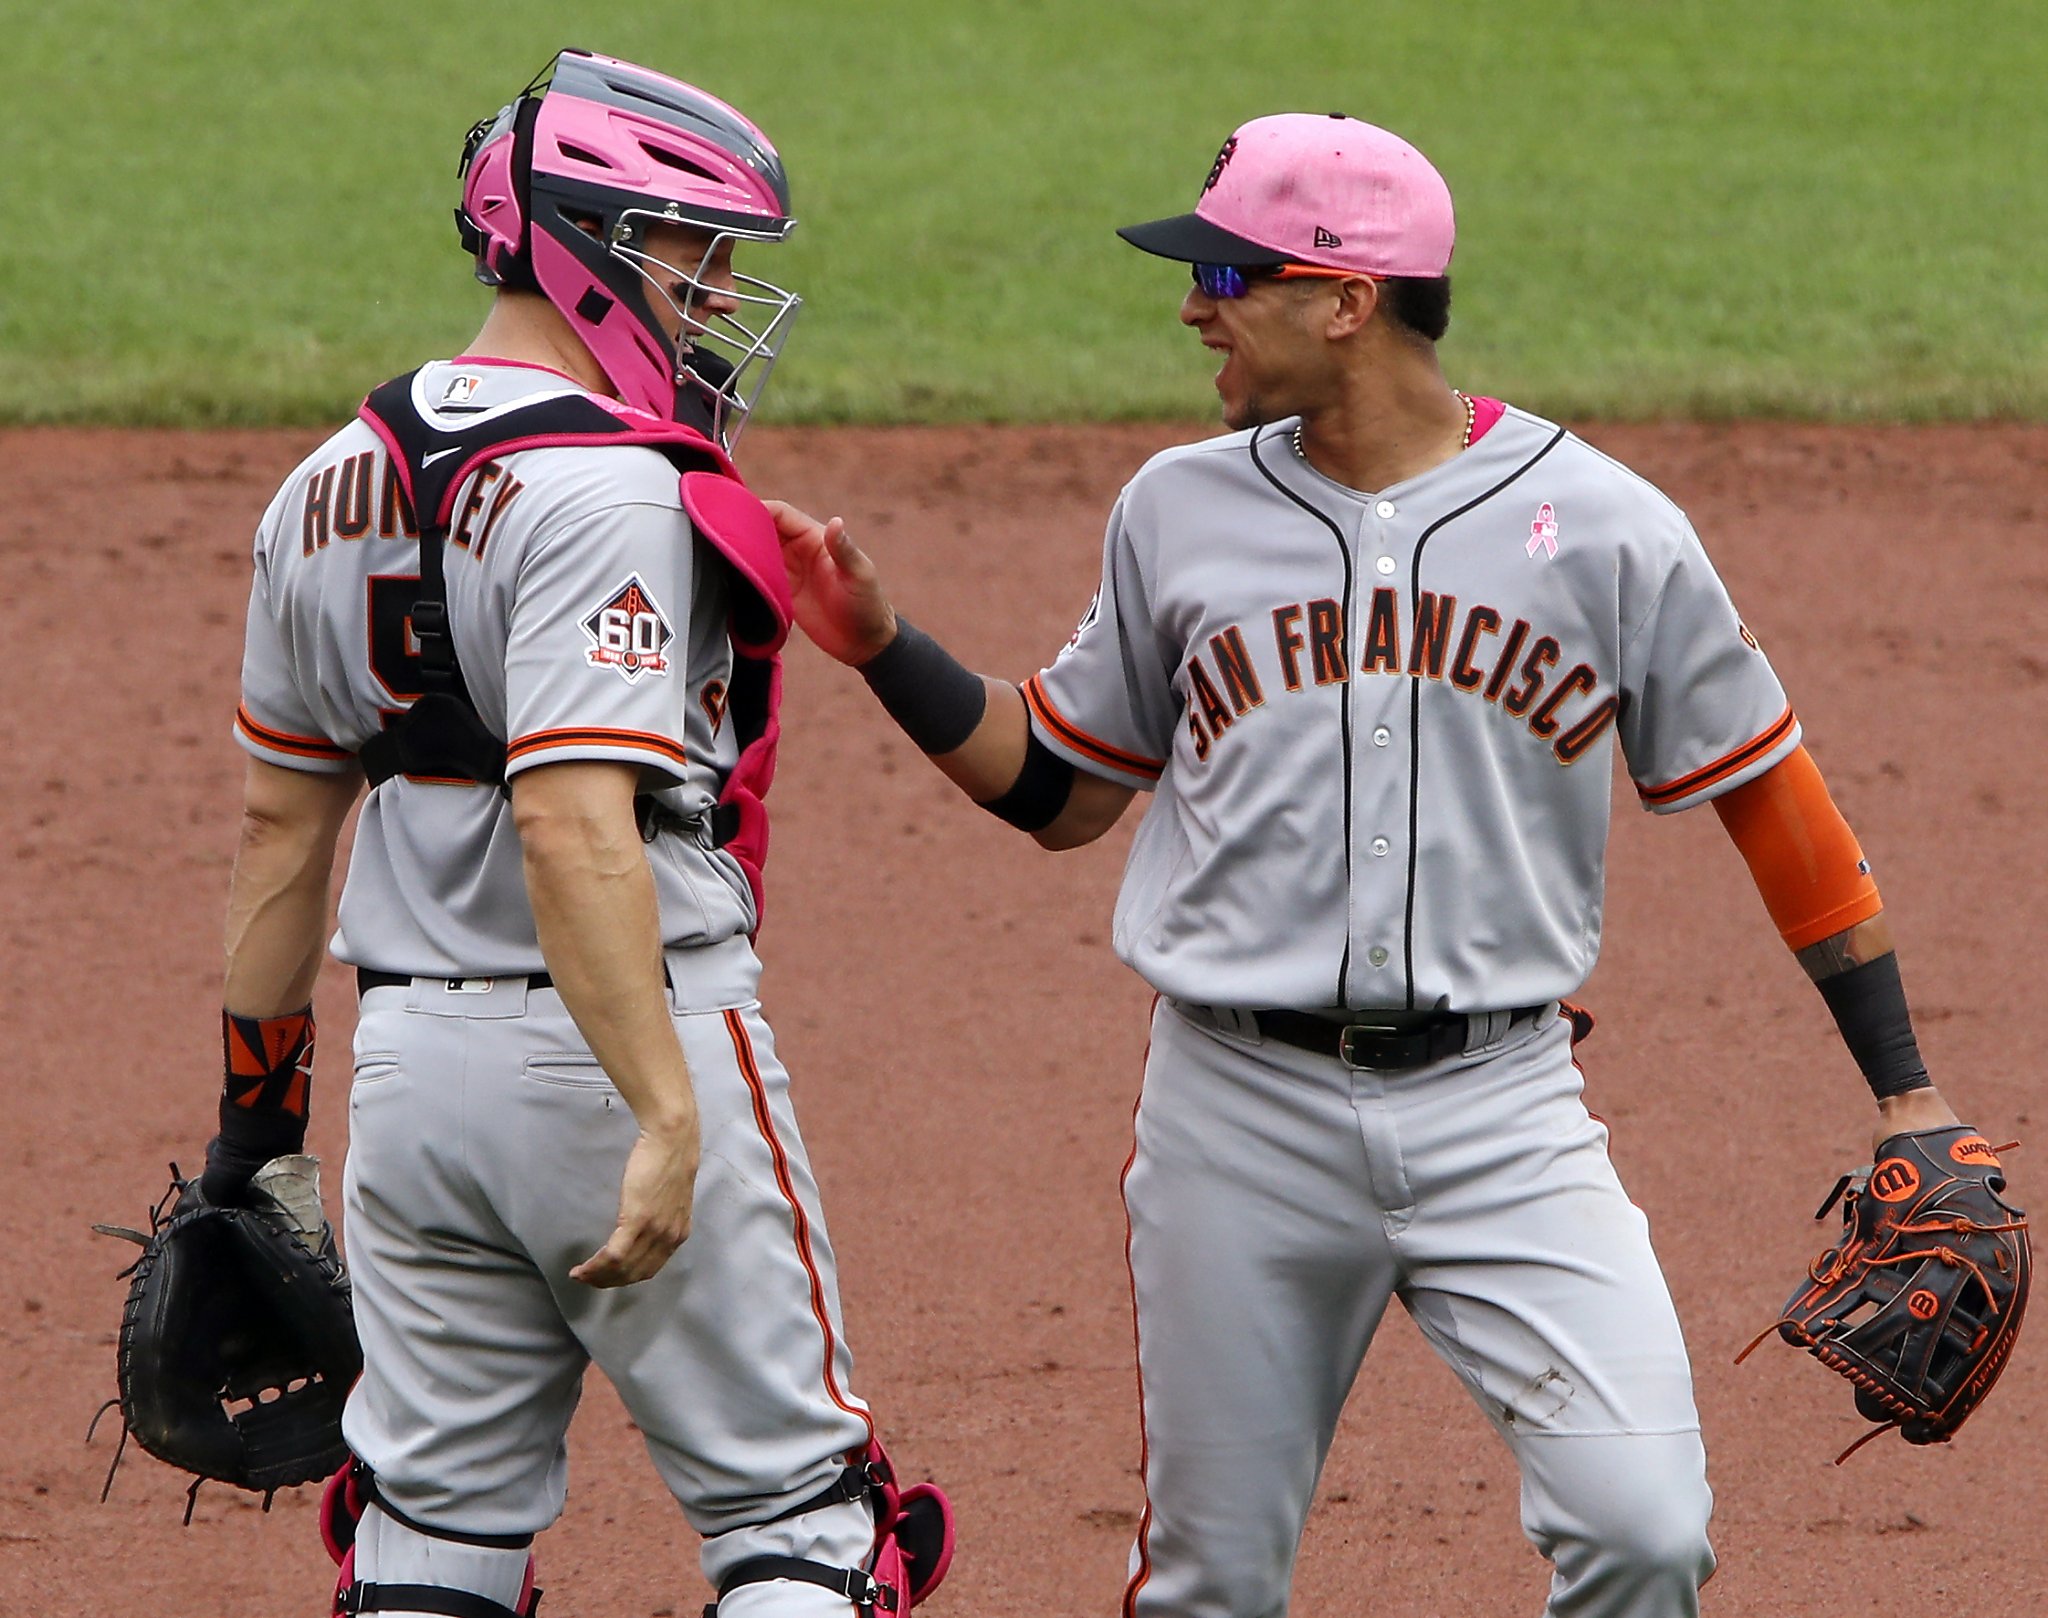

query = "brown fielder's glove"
[
  {"left": 92, "top": 1155, "right": 361, "bottom": 1513},
  {"left": 1744, "top": 1125, "right": 2030, "bottom": 1462}
]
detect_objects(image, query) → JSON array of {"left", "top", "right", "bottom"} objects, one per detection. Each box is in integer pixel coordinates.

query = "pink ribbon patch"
[{"left": 1527, "top": 502, "right": 1559, "bottom": 558}]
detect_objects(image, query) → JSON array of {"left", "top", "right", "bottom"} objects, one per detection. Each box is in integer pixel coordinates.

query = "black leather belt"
[
  {"left": 1251, "top": 1004, "right": 1551, "bottom": 1069},
  {"left": 356, "top": 964, "right": 670, "bottom": 997}
]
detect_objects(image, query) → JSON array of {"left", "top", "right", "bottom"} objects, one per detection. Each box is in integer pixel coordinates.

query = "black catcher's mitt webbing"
[
  {"left": 95, "top": 1160, "right": 361, "bottom": 1504},
  {"left": 1743, "top": 1125, "right": 2030, "bottom": 1462}
]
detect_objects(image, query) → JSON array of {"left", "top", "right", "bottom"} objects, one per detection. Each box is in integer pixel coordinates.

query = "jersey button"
[
  {"left": 1375, "top": 555, "right": 1396, "bottom": 576},
  {"left": 1367, "top": 946, "right": 1390, "bottom": 966},
  {"left": 1375, "top": 499, "right": 1397, "bottom": 518},
  {"left": 1371, "top": 836, "right": 1390, "bottom": 857},
  {"left": 1372, "top": 726, "right": 1391, "bottom": 747}
]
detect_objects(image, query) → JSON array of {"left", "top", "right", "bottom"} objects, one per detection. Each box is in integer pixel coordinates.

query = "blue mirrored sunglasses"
[{"left": 1191, "top": 262, "right": 1368, "bottom": 299}]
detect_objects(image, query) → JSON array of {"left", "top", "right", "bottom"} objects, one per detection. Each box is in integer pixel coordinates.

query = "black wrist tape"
[
  {"left": 860, "top": 617, "right": 987, "bottom": 755},
  {"left": 1814, "top": 954, "right": 1932, "bottom": 1100},
  {"left": 980, "top": 730, "right": 1077, "bottom": 832},
  {"left": 218, "top": 1006, "right": 316, "bottom": 1154}
]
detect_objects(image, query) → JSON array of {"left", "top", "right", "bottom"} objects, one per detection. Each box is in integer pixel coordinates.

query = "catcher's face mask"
[{"left": 604, "top": 212, "right": 802, "bottom": 448}]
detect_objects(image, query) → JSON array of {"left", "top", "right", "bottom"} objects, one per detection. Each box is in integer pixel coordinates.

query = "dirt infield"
[{"left": 2, "top": 419, "right": 2044, "bottom": 1617}]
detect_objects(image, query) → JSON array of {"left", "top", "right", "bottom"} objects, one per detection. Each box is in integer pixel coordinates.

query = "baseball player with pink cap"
[{"left": 768, "top": 111, "right": 1993, "bottom": 1616}]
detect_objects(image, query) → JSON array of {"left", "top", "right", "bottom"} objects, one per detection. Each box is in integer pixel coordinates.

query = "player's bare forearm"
[
  {"left": 1792, "top": 911, "right": 1961, "bottom": 1142},
  {"left": 515, "top": 760, "right": 700, "bottom": 1284},
  {"left": 1713, "top": 752, "right": 1960, "bottom": 1146},
  {"left": 930, "top": 680, "right": 1136, "bottom": 849},
  {"left": 223, "top": 758, "right": 361, "bottom": 1018},
  {"left": 512, "top": 762, "right": 696, "bottom": 1141},
  {"left": 929, "top": 676, "right": 1033, "bottom": 799},
  {"left": 1792, "top": 912, "right": 1895, "bottom": 983}
]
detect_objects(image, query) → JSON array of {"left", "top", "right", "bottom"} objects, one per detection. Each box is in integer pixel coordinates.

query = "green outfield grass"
[{"left": 4, "top": 0, "right": 2043, "bottom": 426}]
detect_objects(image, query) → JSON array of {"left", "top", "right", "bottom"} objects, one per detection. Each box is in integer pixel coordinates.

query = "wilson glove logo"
[
  {"left": 582, "top": 574, "right": 674, "bottom": 683},
  {"left": 1869, "top": 1158, "right": 1922, "bottom": 1203}
]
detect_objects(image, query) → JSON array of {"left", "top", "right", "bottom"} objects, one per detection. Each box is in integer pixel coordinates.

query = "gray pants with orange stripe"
[
  {"left": 342, "top": 938, "right": 876, "bottom": 1615},
  {"left": 1121, "top": 1002, "right": 1716, "bottom": 1618}
]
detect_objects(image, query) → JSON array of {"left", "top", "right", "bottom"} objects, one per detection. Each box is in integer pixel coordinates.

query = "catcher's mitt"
[
  {"left": 92, "top": 1155, "right": 361, "bottom": 1512},
  {"left": 1742, "top": 1125, "right": 2030, "bottom": 1462}
]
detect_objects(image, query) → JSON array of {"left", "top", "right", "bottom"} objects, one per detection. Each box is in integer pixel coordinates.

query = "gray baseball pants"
[
  {"left": 1121, "top": 1002, "right": 1715, "bottom": 1618},
  {"left": 341, "top": 938, "right": 877, "bottom": 1616}
]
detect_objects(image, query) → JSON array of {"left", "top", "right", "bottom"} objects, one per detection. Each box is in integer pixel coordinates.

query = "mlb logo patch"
[
  {"left": 1062, "top": 592, "right": 1101, "bottom": 656},
  {"left": 442, "top": 373, "right": 482, "bottom": 406},
  {"left": 582, "top": 574, "right": 674, "bottom": 683}
]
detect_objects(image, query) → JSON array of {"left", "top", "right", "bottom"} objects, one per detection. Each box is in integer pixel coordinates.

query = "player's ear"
[{"left": 1322, "top": 276, "right": 1380, "bottom": 341}]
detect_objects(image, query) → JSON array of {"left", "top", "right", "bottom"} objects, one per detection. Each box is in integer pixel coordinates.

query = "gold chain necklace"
[{"left": 1292, "top": 390, "right": 1475, "bottom": 464}]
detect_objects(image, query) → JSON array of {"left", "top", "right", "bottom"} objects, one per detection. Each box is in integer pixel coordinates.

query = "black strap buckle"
[{"left": 713, "top": 1555, "right": 890, "bottom": 1614}]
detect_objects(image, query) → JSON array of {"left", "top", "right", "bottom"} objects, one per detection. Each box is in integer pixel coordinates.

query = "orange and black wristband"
[
  {"left": 204, "top": 1007, "right": 316, "bottom": 1200},
  {"left": 1814, "top": 956, "right": 1932, "bottom": 1100}
]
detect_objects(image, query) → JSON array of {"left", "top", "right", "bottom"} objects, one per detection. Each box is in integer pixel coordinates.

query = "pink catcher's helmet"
[{"left": 456, "top": 49, "right": 799, "bottom": 445}]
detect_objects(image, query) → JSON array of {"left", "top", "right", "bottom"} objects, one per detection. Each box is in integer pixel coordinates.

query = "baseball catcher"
[
  {"left": 1743, "top": 1125, "right": 2030, "bottom": 1461},
  {"left": 93, "top": 1149, "right": 360, "bottom": 1515},
  {"left": 138, "top": 45, "right": 953, "bottom": 1618}
]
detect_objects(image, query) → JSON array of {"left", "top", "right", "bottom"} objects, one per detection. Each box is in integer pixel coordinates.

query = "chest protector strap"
[{"left": 355, "top": 368, "right": 791, "bottom": 924}]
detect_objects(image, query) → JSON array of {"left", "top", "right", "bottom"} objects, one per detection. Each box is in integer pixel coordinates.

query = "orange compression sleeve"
[{"left": 1711, "top": 745, "right": 1883, "bottom": 951}]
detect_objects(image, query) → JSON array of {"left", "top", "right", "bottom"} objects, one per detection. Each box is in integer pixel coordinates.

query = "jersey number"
[
  {"left": 590, "top": 607, "right": 666, "bottom": 658},
  {"left": 367, "top": 574, "right": 425, "bottom": 703}
]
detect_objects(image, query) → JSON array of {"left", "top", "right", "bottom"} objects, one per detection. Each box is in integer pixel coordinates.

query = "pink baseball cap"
[{"left": 1118, "top": 112, "right": 1455, "bottom": 277}]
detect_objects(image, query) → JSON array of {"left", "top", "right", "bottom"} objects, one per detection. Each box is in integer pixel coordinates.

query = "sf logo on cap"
[{"left": 1204, "top": 136, "right": 1237, "bottom": 193}]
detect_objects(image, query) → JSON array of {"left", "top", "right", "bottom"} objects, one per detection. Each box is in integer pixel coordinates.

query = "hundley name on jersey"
[
  {"left": 298, "top": 446, "right": 527, "bottom": 561},
  {"left": 1139, "top": 584, "right": 1620, "bottom": 769}
]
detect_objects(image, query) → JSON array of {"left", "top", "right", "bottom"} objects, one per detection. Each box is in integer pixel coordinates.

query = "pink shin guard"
[
  {"left": 864, "top": 1440, "right": 956, "bottom": 1611},
  {"left": 710, "top": 1439, "right": 956, "bottom": 1615},
  {"left": 319, "top": 1457, "right": 538, "bottom": 1618}
]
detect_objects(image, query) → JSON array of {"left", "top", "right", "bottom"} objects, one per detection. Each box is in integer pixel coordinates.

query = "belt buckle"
[{"left": 1337, "top": 1020, "right": 1407, "bottom": 1068}]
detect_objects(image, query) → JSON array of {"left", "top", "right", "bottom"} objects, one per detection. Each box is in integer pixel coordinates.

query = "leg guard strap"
[
  {"left": 709, "top": 1555, "right": 894, "bottom": 1616},
  {"left": 322, "top": 1459, "right": 535, "bottom": 1559},
  {"left": 341, "top": 1584, "right": 539, "bottom": 1618},
  {"left": 760, "top": 1460, "right": 876, "bottom": 1526}
]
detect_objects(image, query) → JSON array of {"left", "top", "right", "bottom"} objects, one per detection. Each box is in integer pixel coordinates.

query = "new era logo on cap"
[{"left": 1313, "top": 226, "right": 1343, "bottom": 249}]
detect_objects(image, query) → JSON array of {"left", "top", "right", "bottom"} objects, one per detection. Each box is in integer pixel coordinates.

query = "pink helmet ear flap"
[
  {"left": 455, "top": 89, "right": 543, "bottom": 293},
  {"left": 495, "top": 93, "right": 545, "bottom": 293}
]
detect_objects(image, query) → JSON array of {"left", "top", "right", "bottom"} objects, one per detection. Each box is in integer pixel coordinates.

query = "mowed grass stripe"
[{"left": 2, "top": 0, "right": 2042, "bottom": 425}]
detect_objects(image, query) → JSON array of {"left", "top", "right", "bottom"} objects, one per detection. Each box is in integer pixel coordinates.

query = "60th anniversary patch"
[{"left": 582, "top": 574, "right": 674, "bottom": 683}]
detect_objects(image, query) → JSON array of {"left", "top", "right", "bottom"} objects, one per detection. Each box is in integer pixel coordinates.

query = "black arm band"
[
  {"left": 1814, "top": 953, "right": 1933, "bottom": 1100},
  {"left": 859, "top": 617, "right": 987, "bottom": 755},
  {"left": 979, "top": 730, "right": 1077, "bottom": 832}
]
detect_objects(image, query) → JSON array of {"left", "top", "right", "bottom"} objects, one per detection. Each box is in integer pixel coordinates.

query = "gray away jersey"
[
  {"left": 1026, "top": 402, "right": 1798, "bottom": 1012},
  {"left": 236, "top": 359, "right": 754, "bottom": 975}
]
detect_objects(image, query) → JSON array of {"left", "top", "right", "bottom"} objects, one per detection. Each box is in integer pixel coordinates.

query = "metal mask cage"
[{"left": 608, "top": 212, "right": 801, "bottom": 448}]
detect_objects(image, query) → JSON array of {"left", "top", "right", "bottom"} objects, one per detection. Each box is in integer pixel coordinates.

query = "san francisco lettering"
[{"left": 1182, "top": 586, "right": 1619, "bottom": 766}]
